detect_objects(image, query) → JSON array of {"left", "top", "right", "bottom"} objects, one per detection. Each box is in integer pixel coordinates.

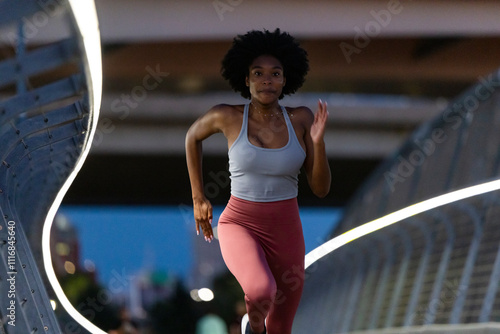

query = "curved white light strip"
[
  {"left": 305, "top": 178, "right": 500, "bottom": 269},
  {"left": 41, "top": 1, "right": 105, "bottom": 333}
]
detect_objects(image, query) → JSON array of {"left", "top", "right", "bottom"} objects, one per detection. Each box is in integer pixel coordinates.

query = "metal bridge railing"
[
  {"left": 296, "top": 190, "right": 500, "bottom": 333},
  {"left": 295, "top": 69, "right": 500, "bottom": 333},
  {"left": 0, "top": 1, "right": 101, "bottom": 333}
]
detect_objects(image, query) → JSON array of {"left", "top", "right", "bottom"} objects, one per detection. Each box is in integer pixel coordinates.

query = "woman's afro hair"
[{"left": 221, "top": 28, "right": 309, "bottom": 99}]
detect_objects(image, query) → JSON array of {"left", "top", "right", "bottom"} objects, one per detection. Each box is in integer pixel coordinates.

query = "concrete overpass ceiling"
[
  {"left": 91, "top": 0, "right": 500, "bottom": 42},
  {"left": 2, "top": 0, "right": 499, "bottom": 157},
  {"left": 99, "top": 36, "right": 500, "bottom": 96},
  {"left": 2, "top": 0, "right": 499, "bottom": 203}
]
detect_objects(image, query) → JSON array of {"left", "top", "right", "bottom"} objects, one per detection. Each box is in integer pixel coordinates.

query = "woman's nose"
[{"left": 262, "top": 74, "right": 272, "bottom": 84}]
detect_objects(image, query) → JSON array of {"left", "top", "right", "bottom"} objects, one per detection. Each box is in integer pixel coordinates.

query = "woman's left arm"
[{"left": 303, "top": 100, "right": 331, "bottom": 198}]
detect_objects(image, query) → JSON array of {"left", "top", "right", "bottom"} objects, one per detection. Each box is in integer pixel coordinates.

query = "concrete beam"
[
  {"left": 90, "top": 92, "right": 446, "bottom": 158},
  {"left": 5, "top": 0, "right": 500, "bottom": 45},
  {"left": 92, "top": 0, "right": 500, "bottom": 42}
]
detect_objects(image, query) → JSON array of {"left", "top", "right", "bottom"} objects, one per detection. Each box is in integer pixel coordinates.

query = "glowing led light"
[
  {"left": 66, "top": 0, "right": 102, "bottom": 112},
  {"left": 50, "top": 300, "right": 57, "bottom": 310},
  {"left": 41, "top": 1, "right": 104, "bottom": 333},
  {"left": 198, "top": 288, "right": 215, "bottom": 302},
  {"left": 305, "top": 178, "right": 500, "bottom": 269}
]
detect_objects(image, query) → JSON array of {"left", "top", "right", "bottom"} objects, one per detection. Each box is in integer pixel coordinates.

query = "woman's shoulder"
[
  {"left": 284, "top": 105, "right": 314, "bottom": 124},
  {"left": 207, "top": 103, "right": 245, "bottom": 118},
  {"left": 209, "top": 103, "right": 245, "bottom": 112},
  {"left": 200, "top": 104, "right": 245, "bottom": 133}
]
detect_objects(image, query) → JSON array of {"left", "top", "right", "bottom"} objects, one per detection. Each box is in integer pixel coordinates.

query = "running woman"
[{"left": 185, "top": 29, "right": 331, "bottom": 334}]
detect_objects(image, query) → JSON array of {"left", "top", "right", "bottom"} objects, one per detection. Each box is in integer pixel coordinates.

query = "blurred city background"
[{"left": 2, "top": 0, "right": 500, "bottom": 333}]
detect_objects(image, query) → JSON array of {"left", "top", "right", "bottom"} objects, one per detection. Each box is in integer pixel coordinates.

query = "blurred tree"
[
  {"left": 58, "top": 272, "right": 120, "bottom": 332},
  {"left": 148, "top": 281, "right": 201, "bottom": 333},
  {"left": 211, "top": 271, "right": 244, "bottom": 326},
  {"left": 147, "top": 271, "right": 244, "bottom": 333}
]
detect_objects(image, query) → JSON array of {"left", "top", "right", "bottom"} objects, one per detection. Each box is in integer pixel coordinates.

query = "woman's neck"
[{"left": 250, "top": 100, "right": 281, "bottom": 118}]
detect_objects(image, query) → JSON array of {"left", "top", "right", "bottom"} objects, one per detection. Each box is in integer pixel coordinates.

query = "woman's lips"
[{"left": 259, "top": 89, "right": 276, "bottom": 94}]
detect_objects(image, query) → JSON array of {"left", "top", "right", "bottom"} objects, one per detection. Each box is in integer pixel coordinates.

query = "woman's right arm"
[{"left": 185, "top": 106, "right": 227, "bottom": 242}]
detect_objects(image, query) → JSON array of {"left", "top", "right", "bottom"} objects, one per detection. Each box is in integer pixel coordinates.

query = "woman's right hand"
[
  {"left": 193, "top": 196, "right": 214, "bottom": 242},
  {"left": 186, "top": 105, "right": 230, "bottom": 243}
]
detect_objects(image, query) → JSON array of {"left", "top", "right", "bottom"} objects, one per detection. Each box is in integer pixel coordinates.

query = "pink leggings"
[{"left": 218, "top": 195, "right": 305, "bottom": 334}]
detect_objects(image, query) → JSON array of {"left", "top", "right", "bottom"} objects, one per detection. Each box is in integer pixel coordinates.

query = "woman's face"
[{"left": 246, "top": 55, "right": 286, "bottom": 104}]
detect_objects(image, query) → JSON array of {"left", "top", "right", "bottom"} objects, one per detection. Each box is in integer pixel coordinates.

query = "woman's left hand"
[{"left": 310, "top": 100, "right": 328, "bottom": 144}]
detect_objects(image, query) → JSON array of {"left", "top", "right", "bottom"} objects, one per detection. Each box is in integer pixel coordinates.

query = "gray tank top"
[{"left": 228, "top": 103, "right": 306, "bottom": 202}]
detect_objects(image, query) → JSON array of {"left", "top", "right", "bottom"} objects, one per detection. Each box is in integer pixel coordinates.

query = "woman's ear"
[{"left": 245, "top": 76, "right": 249, "bottom": 87}]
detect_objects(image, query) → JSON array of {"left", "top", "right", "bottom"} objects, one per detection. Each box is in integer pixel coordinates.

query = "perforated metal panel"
[
  {"left": 295, "top": 71, "right": 500, "bottom": 333},
  {"left": 0, "top": 0, "right": 99, "bottom": 332}
]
